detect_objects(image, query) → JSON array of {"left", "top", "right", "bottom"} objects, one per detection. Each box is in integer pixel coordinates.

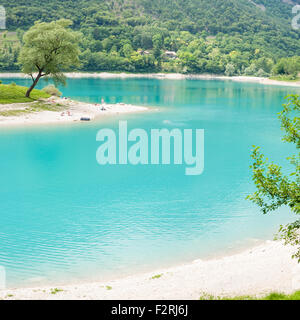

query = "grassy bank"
[
  {"left": 0, "top": 83, "right": 50, "bottom": 104},
  {"left": 200, "top": 290, "right": 300, "bottom": 300},
  {"left": 269, "top": 75, "right": 300, "bottom": 82}
]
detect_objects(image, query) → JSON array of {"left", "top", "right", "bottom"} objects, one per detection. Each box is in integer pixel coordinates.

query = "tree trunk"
[{"left": 25, "top": 72, "right": 42, "bottom": 98}]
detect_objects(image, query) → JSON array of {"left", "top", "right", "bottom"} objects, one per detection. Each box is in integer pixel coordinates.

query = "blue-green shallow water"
[{"left": 0, "top": 78, "right": 298, "bottom": 288}]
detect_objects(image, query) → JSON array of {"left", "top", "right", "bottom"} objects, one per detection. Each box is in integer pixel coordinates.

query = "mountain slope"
[
  {"left": 1, "top": 0, "right": 299, "bottom": 34},
  {"left": 1, "top": 0, "right": 300, "bottom": 73}
]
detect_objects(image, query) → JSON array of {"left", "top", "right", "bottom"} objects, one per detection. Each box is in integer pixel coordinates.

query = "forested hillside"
[{"left": 1, "top": 0, "right": 300, "bottom": 75}]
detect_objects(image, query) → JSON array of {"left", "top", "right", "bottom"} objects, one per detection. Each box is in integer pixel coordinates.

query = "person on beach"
[{"left": 100, "top": 97, "right": 106, "bottom": 111}]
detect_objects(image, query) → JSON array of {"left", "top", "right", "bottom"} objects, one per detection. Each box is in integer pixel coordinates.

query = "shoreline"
[
  {"left": 1, "top": 240, "right": 299, "bottom": 300},
  {"left": 1, "top": 72, "right": 300, "bottom": 87},
  {"left": 0, "top": 96, "right": 151, "bottom": 128}
]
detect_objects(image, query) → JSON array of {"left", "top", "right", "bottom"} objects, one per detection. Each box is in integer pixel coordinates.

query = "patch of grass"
[
  {"left": 0, "top": 83, "right": 50, "bottom": 104},
  {"left": 106, "top": 286, "right": 112, "bottom": 290},
  {"left": 50, "top": 288, "right": 64, "bottom": 295},
  {"left": 199, "top": 293, "right": 218, "bottom": 300},
  {"left": 0, "top": 101, "right": 65, "bottom": 117},
  {"left": 0, "top": 109, "right": 28, "bottom": 117},
  {"left": 199, "top": 290, "right": 300, "bottom": 300},
  {"left": 151, "top": 274, "right": 163, "bottom": 280},
  {"left": 5, "top": 294, "right": 14, "bottom": 298},
  {"left": 29, "top": 101, "right": 64, "bottom": 112},
  {"left": 264, "top": 291, "right": 300, "bottom": 300},
  {"left": 269, "top": 75, "right": 300, "bottom": 82}
]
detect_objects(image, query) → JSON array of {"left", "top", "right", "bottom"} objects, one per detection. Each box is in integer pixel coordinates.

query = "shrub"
[
  {"left": 256, "top": 68, "right": 268, "bottom": 77},
  {"left": 244, "top": 63, "right": 257, "bottom": 76},
  {"left": 42, "top": 84, "right": 62, "bottom": 97},
  {"left": 225, "top": 63, "right": 235, "bottom": 76}
]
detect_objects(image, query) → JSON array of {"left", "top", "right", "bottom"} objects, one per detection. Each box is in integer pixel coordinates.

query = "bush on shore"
[{"left": 42, "top": 84, "right": 62, "bottom": 97}]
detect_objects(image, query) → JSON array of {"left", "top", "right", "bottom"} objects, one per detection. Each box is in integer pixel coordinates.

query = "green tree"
[
  {"left": 247, "top": 95, "right": 300, "bottom": 261},
  {"left": 273, "top": 57, "right": 300, "bottom": 76},
  {"left": 244, "top": 63, "right": 257, "bottom": 76},
  {"left": 152, "top": 34, "right": 163, "bottom": 60},
  {"left": 18, "top": 19, "right": 80, "bottom": 97},
  {"left": 122, "top": 43, "right": 133, "bottom": 58},
  {"left": 255, "top": 57, "right": 274, "bottom": 75},
  {"left": 225, "top": 63, "right": 235, "bottom": 76}
]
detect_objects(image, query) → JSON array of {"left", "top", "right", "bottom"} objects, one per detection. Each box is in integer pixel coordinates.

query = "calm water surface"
[{"left": 0, "top": 78, "right": 298, "bottom": 287}]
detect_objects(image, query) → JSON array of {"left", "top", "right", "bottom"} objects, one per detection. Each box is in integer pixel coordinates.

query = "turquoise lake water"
[{"left": 0, "top": 78, "right": 298, "bottom": 288}]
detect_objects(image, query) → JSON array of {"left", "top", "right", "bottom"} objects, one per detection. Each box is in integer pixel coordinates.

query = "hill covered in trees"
[{"left": 1, "top": 0, "right": 300, "bottom": 75}]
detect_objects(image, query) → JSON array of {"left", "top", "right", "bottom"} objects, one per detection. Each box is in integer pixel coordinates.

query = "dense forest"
[{"left": 1, "top": 0, "right": 300, "bottom": 75}]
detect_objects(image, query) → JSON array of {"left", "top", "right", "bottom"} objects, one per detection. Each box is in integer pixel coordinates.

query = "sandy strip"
[
  {"left": 1, "top": 73, "right": 300, "bottom": 87},
  {"left": 0, "top": 241, "right": 299, "bottom": 300},
  {"left": 0, "top": 96, "right": 150, "bottom": 127}
]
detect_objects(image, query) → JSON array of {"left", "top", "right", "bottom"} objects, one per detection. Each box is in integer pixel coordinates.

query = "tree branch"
[{"left": 29, "top": 73, "right": 35, "bottom": 84}]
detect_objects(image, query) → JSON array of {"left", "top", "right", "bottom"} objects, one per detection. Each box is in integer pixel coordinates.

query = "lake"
[{"left": 0, "top": 77, "right": 298, "bottom": 288}]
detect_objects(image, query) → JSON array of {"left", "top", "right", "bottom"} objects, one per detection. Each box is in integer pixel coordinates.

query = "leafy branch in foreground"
[{"left": 247, "top": 95, "right": 300, "bottom": 261}]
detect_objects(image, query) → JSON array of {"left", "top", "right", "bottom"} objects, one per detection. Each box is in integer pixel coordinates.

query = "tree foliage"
[
  {"left": 248, "top": 95, "right": 300, "bottom": 261},
  {"left": 18, "top": 19, "right": 80, "bottom": 96}
]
